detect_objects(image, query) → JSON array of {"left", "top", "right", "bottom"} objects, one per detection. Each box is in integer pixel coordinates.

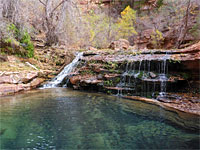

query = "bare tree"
[
  {"left": 1, "top": 0, "right": 22, "bottom": 24},
  {"left": 38, "top": 0, "right": 67, "bottom": 46},
  {"left": 176, "top": 0, "right": 191, "bottom": 48}
]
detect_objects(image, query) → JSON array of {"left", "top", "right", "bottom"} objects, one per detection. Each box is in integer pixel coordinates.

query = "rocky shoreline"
[{"left": 0, "top": 41, "right": 199, "bottom": 121}]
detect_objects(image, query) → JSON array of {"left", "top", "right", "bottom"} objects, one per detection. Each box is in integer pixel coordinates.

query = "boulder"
[
  {"left": 134, "top": 29, "right": 153, "bottom": 49},
  {"left": 109, "top": 39, "right": 130, "bottom": 50},
  {"left": 149, "top": 72, "right": 157, "bottom": 78},
  {"left": 0, "top": 84, "right": 24, "bottom": 96},
  {"left": 180, "top": 41, "right": 200, "bottom": 53},
  {"left": 134, "top": 26, "right": 198, "bottom": 49},
  {"left": 0, "top": 55, "right": 8, "bottom": 62},
  {"left": 87, "top": 46, "right": 97, "bottom": 51},
  {"left": 70, "top": 76, "right": 81, "bottom": 85},
  {"left": 30, "top": 78, "right": 45, "bottom": 88}
]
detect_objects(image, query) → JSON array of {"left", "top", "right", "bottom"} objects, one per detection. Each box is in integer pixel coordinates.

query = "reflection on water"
[{"left": 0, "top": 88, "right": 199, "bottom": 149}]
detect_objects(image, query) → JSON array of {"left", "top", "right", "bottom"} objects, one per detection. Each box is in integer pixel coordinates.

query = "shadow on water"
[{"left": 0, "top": 88, "right": 199, "bottom": 149}]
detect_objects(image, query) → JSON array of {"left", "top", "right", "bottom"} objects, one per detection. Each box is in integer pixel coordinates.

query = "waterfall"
[
  {"left": 42, "top": 52, "right": 83, "bottom": 88},
  {"left": 159, "top": 52, "right": 169, "bottom": 97},
  {"left": 116, "top": 52, "right": 170, "bottom": 99}
]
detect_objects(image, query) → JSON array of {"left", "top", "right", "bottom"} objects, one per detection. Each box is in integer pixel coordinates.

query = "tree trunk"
[
  {"left": 45, "top": 18, "right": 58, "bottom": 46},
  {"left": 177, "top": 0, "right": 191, "bottom": 48}
]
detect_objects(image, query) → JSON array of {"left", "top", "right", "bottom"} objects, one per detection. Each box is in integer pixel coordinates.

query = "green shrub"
[
  {"left": 8, "top": 24, "right": 20, "bottom": 39},
  {"left": 150, "top": 29, "right": 164, "bottom": 48},
  {"left": 4, "top": 38, "right": 12, "bottom": 44},
  {"left": 20, "top": 31, "right": 34, "bottom": 58},
  {"left": 5, "top": 24, "right": 34, "bottom": 58},
  {"left": 104, "top": 80, "right": 113, "bottom": 86}
]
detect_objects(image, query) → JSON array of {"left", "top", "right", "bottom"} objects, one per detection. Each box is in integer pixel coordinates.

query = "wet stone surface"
[{"left": 65, "top": 44, "right": 200, "bottom": 115}]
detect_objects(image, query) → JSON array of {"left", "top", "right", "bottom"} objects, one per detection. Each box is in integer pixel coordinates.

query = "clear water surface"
[{"left": 0, "top": 88, "right": 199, "bottom": 150}]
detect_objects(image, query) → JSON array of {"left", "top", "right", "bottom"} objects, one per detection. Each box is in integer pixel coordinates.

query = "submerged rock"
[{"left": 0, "top": 128, "right": 6, "bottom": 136}]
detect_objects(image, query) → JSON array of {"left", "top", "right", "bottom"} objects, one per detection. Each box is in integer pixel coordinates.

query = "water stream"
[
  {"left": 114, "top": 52, "right": 172, "bottom": 99},
  {"left": 42, "top": 52, "right": 83, "bottom": 88}
]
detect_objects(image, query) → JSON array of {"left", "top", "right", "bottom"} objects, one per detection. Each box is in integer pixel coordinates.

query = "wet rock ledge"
[
  {"left": 65, "top": 42, "right": 200, "bottom": 116},
  {"left": 0, "top": 71, "right": 44, "bottom": 96},
  {"left": 0, "top": 55, "right": 56, "bottom": 96},
  {"left": 0, "top": 56, "right": 46, "bottom": 96}
]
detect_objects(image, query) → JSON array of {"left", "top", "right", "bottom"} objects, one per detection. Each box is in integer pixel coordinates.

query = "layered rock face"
[
  {"left": 0, "top": 62, "right": 45, "bottom": 96},
  {"left": 64, "top": 42, "right": 200, "bottom": 115},
  {"left": 68, "top": 42, "right": 200, "bottom": 90},
  {"left": 0, "top": 75, "right": 44, "bottom": 96}
]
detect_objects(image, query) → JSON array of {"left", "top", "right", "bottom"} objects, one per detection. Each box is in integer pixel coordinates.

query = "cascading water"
[
  {"left": 117, "top": 62, "right": 129, "bottom": 96},
  {"left": 42, "top": 49, "right": 171, "bottom": 100},
  {"left": 116, "top": 52, "right": 170, "bottom": 99},
  {"left": 42, "top": 52, "right": 83, "bottom": 88},
  {"left": 159, "top": 52, "right": 169, "bottom": 97}
]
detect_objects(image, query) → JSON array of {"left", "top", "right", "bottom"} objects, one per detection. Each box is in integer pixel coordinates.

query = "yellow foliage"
[
  {"left": 117, "top": 6, "right": 137, "bottom": 39},
  {"left": 67, "top": 6, "right": 138, "bottom": 48},
  {"left": 84, "top": 12, "right": 116, "bottom": 48},
  {"left": 156, "top": 30, "right": 164, "bottom": 40},
  {"left": 151, "top": 29, "right": 164, "bottom": 48}
]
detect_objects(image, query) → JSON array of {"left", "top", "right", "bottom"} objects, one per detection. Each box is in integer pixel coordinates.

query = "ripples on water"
[{"left": 0, "top": 88, "right": 199, "bottom": 149}]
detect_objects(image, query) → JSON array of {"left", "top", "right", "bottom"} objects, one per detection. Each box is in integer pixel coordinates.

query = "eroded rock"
[
  {"left": 0, "top": 71, "right": 38, "bottom": 84},
  {"left": 0, "top": 78, "right": 44, "bottom": 96},
  {"left": 109, "top": 39, "right": 130, "bottom": 50},
  {"left": 70, "top": 75, "right": 82, "bottom": 85},
  {"left": 104, "top": 74, "right": 120, "bottom": 79},
  {"left": 0, "top": 70, "right": 46, "bottom": 96}
]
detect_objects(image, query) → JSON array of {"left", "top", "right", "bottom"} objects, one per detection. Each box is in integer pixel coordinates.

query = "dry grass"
[{"left": 0, "top": 62, "right": 35, "bottom": 72}]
